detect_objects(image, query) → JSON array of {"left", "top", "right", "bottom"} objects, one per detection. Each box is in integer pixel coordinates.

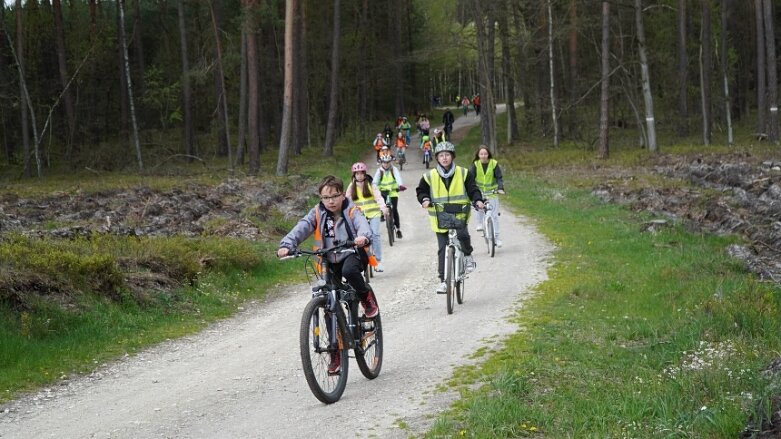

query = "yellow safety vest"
[
  {"left": 352, "top": 185, "right": 381, "bottom": 219},
  {"left": 423, "top": 166, "right": 470, "bottom": 233},
  {"left": 474, "top": 159, "right": 498, "bottom": 198},
  {"left": 377, "top": 169, "right": 398, "bottom": 196}
]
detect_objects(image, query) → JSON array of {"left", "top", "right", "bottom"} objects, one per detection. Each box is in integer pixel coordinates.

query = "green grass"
[{"left": 425, "top": 173, "right": 781, "bottom": 438}]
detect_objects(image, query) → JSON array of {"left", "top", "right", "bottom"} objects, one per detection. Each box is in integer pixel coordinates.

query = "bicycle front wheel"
[
  {"left": 486, "top": 216, "right": 496, "bottom": 258},
  {"left": 355, "top": 313, "right": 383, "bottom": 379},
  {"left": 386, "top": 209, "right": 395, "bottom": 247},
  {"left": 445, "top": 246, "right": 455, "bottom": 314},
  {"left": 300, "top": 295, "right": 348, "bottom": 404},
  {"left": 456, "top": 276, "right": 465, "bottom": 304}
]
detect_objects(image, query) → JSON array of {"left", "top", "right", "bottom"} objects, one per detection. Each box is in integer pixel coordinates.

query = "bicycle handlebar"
[{"left": 278, "top": 240, "right": 357, "bottom": 260}]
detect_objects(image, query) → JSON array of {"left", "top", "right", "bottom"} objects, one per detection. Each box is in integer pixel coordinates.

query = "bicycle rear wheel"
[
  {"left": 300, "top": 295, "right": 348, "bottom": 404},
  {"left": 486, "top": 217, "right": 496, "bottom": 258},
  {"left": 386, "top": 209, "right": 395, "bottom": 247},
  {"left": 445, "top": 246, "right": 455, "bottom": 314},
  {"left": 355, "top": 313, "right": 383, "bottom": 379},
  {"left": 456, "top": 276, "right": 465, "bottom": 304}
]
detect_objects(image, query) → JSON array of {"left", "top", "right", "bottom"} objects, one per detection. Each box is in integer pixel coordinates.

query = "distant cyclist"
[
  {"left": 442, "top": 109, "right": 455, "bottom": 140},
  {"left": 432, "top": 128, "right": 447, "bottom": 147},
  {"left": 397, "top": 116, "right": 412, "bottom": 145},
  {"left": 374, "top": 156, "right": 406, "bottom": 239}
]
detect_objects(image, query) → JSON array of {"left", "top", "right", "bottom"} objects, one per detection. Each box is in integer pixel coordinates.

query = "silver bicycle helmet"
[{"left": 433, "top": 141, "right": 456, "bottom": 158}]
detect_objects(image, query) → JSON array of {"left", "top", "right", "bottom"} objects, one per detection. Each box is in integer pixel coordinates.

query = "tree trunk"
[
  {"left": 762, "top": 0, "right": 778, "bottom": 143},
  {"left": 677, "top": 0, "right": 688, "bottom": 137},
  {"left": 754, "top": 0, "right": 766, "bottom": 137},
  {"left": 323, "top": 0, "right": 341, "bottom": 157},
  {"left": 568, "top": 0, "right": 578, "bottom": 138},
  {"left": 117, "top": 1, "right": 129, "bottom": 152},
  {"left": 291, "top": 0, "right": 306, "bottom": 155},
  {"left": 635, "top": 0, "right": 657, "bottom": 152},
  {"left": 209, "top": 0, "right": 233, "bottom": 170},
  {"left": 210, "top": 0, "right": 229, "bottom": 158},
  {"left": 132, "top": 0, "right": 145, "bottom": 95},
  {"left": 236, "top": 30, "right": 247, "bottom": 165},
  {"left": 177, "top": 0, "right": 194, "bottom": 160},
  {"left": 547, "top": 0, "right": 559, "bottom": 147},
  {"left": 392, "top": 0, "right": 404, "bottom": 115},
  {"left": 244, "top": 0, "right": 260, "bottom": 174},
  {"left": 472, "top": 0, "right": 497, "bottom": 154},
  {"left": 598, "top": 1, "right": 610, "bottom": 159},
  {"left": 701, "top": 0, "right": 712, "bottom": 145},
  {"left": 0, "top": 4, "right": 9, "bottom": 164},
  {"left": 276, "top": 0, "right": 296, "bottom": 176},
  {"left": 52, "top": 0, "right": 78, "bottom": 161},
  {"left": 720, "top": 0, "right": 733, "bottom": 145},
  {"left": 15, "top": 0, "right": 30, "bottom": 176},
  {"left": 118, "top": 0, "right": 143, "bottom": 171},
  {"left": 498, "top": 0, "right": 518, "bottom": 142}
]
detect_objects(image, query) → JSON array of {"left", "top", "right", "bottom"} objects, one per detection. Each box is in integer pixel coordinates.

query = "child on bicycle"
[
  {"left": 277, "top": 175, "right": 379, "bottom": 318},
  {"left": 469, "top": 145, "right": 505, "bottom": 247},
  {"left": 346, "top": 162, "right": 389, "bottom": 272},
  {"left": 420, "top": 135, "right": 432, "bottom": 164},
  {"left": 373, "top": 156, "right": 406, "bottom": 239},
  {"left": 415, "top": 141, "right": 484, "bottom": 294}
]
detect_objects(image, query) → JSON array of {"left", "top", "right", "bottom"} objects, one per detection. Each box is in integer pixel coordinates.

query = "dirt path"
[{"left": 0, "top": 109, "right": 553, "bottom": 438}]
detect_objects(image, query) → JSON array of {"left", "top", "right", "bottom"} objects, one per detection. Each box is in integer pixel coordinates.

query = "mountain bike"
[
  {"left": 422, "top": 147, "right": 431, "bottom": 169},
  {"left": 384, "top": 192, "right": 396, "bottom": 247},
  {"left": 433, "top": 203, "right": 470, "bottom": 314},
  {"left": 281, "top": 241, "right": 383, "bottom": 404}
]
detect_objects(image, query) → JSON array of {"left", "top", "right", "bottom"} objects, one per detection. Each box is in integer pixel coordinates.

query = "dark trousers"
[
  {"left": 330, "top": 252, "right": 370, "bottom": 296},
  {"left": 382, "top": 192, "right": 401, "bottom": 229},
  {"left": 436, "top": 230, "right": 473, "bottom": 281}
]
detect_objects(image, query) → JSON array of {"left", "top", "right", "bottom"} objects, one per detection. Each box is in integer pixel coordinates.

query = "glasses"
[{"left": 320, "top": 193, "right": 343, "bottom": 202}]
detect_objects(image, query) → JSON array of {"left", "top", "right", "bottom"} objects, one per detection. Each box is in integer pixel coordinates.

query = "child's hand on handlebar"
[
  {"left": 354, "top": 236, "right": 369, "bottom": 247},
  {"left": 277, "top": 247, "right": 290, "bottom": 258},
  {"left": 475, "top": 200, "right": 486, "bottom": 211}
]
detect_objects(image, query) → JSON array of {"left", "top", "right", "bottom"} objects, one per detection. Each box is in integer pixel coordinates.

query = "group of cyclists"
[{"left": 277, "top": 110, "right": 505, "bottom": 374}]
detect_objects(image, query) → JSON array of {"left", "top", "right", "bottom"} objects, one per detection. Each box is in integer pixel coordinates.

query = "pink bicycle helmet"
[{"left": 352, "top": 162, "right": 368, "bottom": 173}]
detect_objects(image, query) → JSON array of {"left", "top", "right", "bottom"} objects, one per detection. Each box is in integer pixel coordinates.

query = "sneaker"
[
  {"left": 361, "top": 291, "right": 379, "bottom": 318},
  {"left": 436, "top": 281, "right": 447, "bottom": 294},
  {"left": 374, "top": 263, "right": 384, "bottom": 272},
  {"left": 464, "top": 255, "right": 476, "bottom": 273},
  {"left": 396, "top": 229, "right": 403, "bottom": 239},
  {"left": 328, "top": 352, "right": 341, "bottom": 375},
  {"left": 495, "top": 239, "right": 503, "bottom": 248},
  {"left": 476, "top": 225, "right": 483, "bottom": 232}
]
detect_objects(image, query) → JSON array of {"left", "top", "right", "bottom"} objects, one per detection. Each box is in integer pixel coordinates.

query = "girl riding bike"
[
  {"left": 373, "top": 157, "right": 406, "bottom": 239},
  {"left": 346, "top": 162, "right": 389, "bottom": 272},
  {"left": 469, "top": 146, "right": 505, "bottom": 248},
  {"left": 277, "top": 176, "right": 380, "bottom": 373}
]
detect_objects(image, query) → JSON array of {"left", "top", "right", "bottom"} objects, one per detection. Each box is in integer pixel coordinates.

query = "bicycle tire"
[
  {"left": 445, "top": 246, "right": 455, "bottom": 314},
  {"left": 456, "top": 276, "right": 465, "bottom": 304},
  {"left": 386, "top": 208, "right": 395, "bottom": 247},
  {"left": 486, "top": 217, "right": 496, "bottom": 258},
  {"left": 355, "top": 313, "right": 383, "bottom": 379},
  {"left": 300, "top": 295, "right": 348, "bottom": 404}
]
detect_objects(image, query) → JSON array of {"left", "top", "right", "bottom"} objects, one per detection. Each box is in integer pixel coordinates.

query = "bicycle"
[
  {"left": 422, "top": 147, "right": 432, "bottom": 169},
  {"left": 396, "top": 147, "right": 406, "bottom": 171},
  {"left": 480, "top": 191, "right": 500, "bottom": 258},
  {"left": 433, "top": 203, "right": 470, "bottom": 314},
  {"left": 281, "top": 241, "right": 383, "bottom": 404}
]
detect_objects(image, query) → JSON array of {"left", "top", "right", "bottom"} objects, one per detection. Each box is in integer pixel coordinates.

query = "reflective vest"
[
  {"left": 376, "top": 169, "right": 398, "bottom": 196},
  {"left": 421, "top": 140, "right": 432, "bottom": 151},
  {"left": 474, "top": 159, "right": 498, "bottom": 198},
  {"left": 352, "top": 185, "right": 381, "bottom": 219},
  {"left": 423, "top": 166, "right": 470, "bottom": 233}
]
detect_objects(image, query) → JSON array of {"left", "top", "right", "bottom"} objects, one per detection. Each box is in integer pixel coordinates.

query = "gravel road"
[{"left": 0, "top": 111, "right": 552, "bottom": 438}]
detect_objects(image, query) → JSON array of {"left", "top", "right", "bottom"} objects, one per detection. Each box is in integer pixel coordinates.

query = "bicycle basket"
[{"left": 433, "top": 203, "right": 470, "bottom": 229}]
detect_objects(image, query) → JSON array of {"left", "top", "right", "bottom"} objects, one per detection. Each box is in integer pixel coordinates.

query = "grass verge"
[{"left": 425, "top": 172, "right": 781, "bottom": 438}]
